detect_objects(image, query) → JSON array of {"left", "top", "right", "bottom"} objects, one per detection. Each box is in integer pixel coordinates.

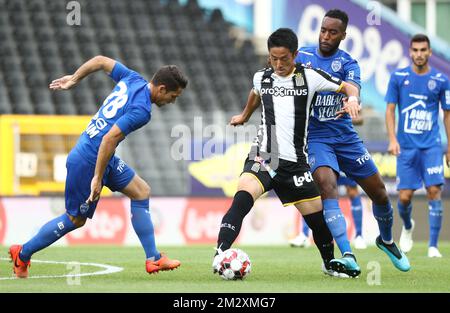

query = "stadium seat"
[
  {"left": 51, "top": 91, "right": 77, "bottom": 115},
  {"left": 25, "top": 0, "right": 46, "bottom": 12},
  {"left": 0, "top": 75, "right": 12, "bottom": 114}
]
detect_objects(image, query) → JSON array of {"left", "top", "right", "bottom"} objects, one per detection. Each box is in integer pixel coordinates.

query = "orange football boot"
[
  {"left": 146, "top": 253, "right": 180, "bottom": 274},
  {"left": 9, "top": 245, "right": 30, "bottom": 278}
]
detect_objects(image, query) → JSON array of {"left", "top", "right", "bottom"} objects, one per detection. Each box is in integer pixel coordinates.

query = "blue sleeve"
[
  {"left": 344, "top": 59, "right": 361, "bottom": 88},
  {"left": 115, "top": 107, "right": 151, "bottom": 136},
  {"left": 384, "top": 74, "right": 399, "bottom": 104},
  {"left": 440, "top": 76, "right": 450, "bottom": 110},
  {"left": 109, "top": 61, "right": 135, "bottom": 83}
]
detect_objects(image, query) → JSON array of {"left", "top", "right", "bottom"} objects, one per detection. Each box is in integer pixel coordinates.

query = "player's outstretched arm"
[
  {"left": 346, "top": 81, "right": 363, "bottom": 125},
  {"left": 386, "top": 103, "right": 400, "bottom": 156},
  {"left": 87, "top": 125, "right": 125, "bottom": 203},
  {"left": 336, "top": 82, "right": 360, "bottom": 119},
  {"left": 230, "top": 90, "right": 261, "bottom": 126},
  {"left": 444, "top": 110, "right": 450, "bottom": 167},
  {"left": 49, "top": 55, "right": 115, "bottom": 90}
]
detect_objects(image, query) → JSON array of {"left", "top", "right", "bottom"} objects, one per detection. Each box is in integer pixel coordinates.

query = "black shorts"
[{"left": 241, "top": 156, "right": 320, "bottom": 206}]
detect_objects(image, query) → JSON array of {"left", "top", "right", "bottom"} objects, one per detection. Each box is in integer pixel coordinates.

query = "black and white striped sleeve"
[{"left": 304, "top": 68, "right": 343, "bottom": 94}]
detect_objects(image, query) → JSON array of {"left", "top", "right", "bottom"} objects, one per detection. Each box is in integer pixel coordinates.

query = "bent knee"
[
  {"left": 317, "top": 180, "right": 338, "bottom": 198},
  {"left": 398, "top": 194, "right": 412, "bottom": 204},
  {"left": 141, "top": 182, "right": 151, "bottom": 198},
  {"left": 237, "top": 174, "right": 263, "bottom": 200},
  {"left": 373, "top": 190, "right": 389, "bottom": 205},
  {"left": 426, "top": 186, "right": 441, "bottom": 200},
  {"left": 68, "top": 214, "right": 87, "bottom": 228},
  {"left": 398, "top": 190, "right": 414, "bottom": 204},
  {"left": 133, "top": 179, "right": 151, "bottom": 200},
  {"left": 313, "top": 170, "right": 338, "bottom": 197}
]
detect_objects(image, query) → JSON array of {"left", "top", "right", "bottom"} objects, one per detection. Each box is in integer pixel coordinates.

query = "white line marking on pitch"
[{"left": 0, "top": 257, "right": 123, "bottom": 280}]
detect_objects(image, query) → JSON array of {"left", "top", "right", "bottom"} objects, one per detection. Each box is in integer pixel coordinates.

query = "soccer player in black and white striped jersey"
[{"left": 213, "top": 28, "right": 362, "bottom": 277}]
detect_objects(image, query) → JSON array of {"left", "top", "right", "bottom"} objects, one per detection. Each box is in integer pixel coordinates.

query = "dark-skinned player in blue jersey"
[{"left": 296, "top": 9, "right": 410, "bottom": 277}]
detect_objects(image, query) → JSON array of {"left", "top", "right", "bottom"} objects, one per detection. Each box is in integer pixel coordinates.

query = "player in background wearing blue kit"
[
  {"left": 8, "top": 56, "right": 188, "bottom": 278},
  {"left": 296, "top": 9, "right": 409, "bottom": 276},
  {"left": 290, "top": 173, "right": 366, "bottom": 250},
  {"left": 385, "top": 34, "right": 450, "bottom": 258}
]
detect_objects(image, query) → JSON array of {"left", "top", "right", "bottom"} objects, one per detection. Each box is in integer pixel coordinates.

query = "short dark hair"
[
  {"left": 325, "top": 9, "right": 349, "bottom": 30},
  {"left": 151, "top": 65, "right": 188, "bottom": 91},
  {"left": 267, "top": 28, "right": 298, "bottom": 54},
  {"left": 410, "top": 34, "right": 430, "bottom": 48}
]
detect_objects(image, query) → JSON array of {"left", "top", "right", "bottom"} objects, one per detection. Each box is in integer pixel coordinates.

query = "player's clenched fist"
[
  {"left": 387, "top": 140, "right": 401, "bottom": 156},
  {"left": 230, "top": 114, "right": 247, "bottom": 126}
]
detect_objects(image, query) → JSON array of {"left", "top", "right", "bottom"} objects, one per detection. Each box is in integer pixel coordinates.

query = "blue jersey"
[
  {"left": 74, "top": 62, "right": 152, "bottom": 164},
  {"left": 385, "top": 66, "right": 450, "bottom": 149},
  {"left": 295, "top": 46, "right": 361, "bottom": 140}
]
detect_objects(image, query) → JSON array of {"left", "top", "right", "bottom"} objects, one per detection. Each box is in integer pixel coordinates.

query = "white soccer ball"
[{"left": 216, "top": 248, "right": 251, "bottom": 280}]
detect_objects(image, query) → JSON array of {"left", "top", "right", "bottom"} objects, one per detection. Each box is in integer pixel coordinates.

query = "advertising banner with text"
[
  {"left": 272, "top": 0, "right": 450, "bottom": 113},
  {"left": 1, "top": 196, "right": 377, "bottom": 246}
]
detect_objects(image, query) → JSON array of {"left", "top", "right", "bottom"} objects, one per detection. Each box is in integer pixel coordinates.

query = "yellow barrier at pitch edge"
[{"left": 0, "top": 115, "right": 109, "bottom": 196}]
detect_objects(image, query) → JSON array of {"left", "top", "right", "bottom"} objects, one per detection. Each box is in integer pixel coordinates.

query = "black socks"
[
  {"left": 216, "top": 190, "right": 254, "bottom": 252},
  {"left": 303, "top": 211, "right": 335, "bottom": 264}
]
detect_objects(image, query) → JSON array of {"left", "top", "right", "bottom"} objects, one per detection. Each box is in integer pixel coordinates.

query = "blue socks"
[
  {"left": 429, "top": 200, "right": 443, "bottom": 248},
  {"left": 301, "top": 217, "right": 310, "bottom": 236},
  {"left": 351, "top": 196, "right": 363, "bottom": 237},
  {"left": 20, "top": 213, "right": 76, "bottom": 262},
  {"left": 398, "top": 199, "right": 443, "bottom": 247},
  {"left": 131, "top": 199, "right": 160, "bottom": 261},
  {"left": 323, "top": 199, "right": 352, "bottom": 255},
  {"left": 397, "top": 201, "right": 413, "bottom": 230},
  {"left": 19, "top": 200, "right": 162, "bottom": 262},
  {"left": 373, "top": 203, "right": 393, "bottom": 243}
]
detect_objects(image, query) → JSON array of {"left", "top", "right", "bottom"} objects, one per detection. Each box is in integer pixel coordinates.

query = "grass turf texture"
[{"left": 1, "top": 243, "right": 449, "bottom": 292}]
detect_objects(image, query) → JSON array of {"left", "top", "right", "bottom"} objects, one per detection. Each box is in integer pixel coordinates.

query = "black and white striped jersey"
[{"left": 252, "top": 63, "right": 343, "bottom": 164}]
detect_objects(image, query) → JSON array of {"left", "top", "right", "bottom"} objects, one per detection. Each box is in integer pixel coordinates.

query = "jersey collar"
[
  {"left": 409, "top": 65, "right": 433, "bottom": 77},
  {"left": 315, "top": 47, "right": 340, "bottom": 60},
  {"left": 272, "top": 66, "right": 296, "bottom": 79}
]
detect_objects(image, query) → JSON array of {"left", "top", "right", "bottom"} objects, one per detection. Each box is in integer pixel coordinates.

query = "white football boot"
[
  {"left": 428, "top": 246, "right": 443, "bottom": 258},
  {"left": 399, "top": 219, "right": 415, "bottom": 253},
  {"left": 353, "top": 235, "right": 367, "bottom": 250},
  {"left": 321, "top": 262, "right": 350, "bottom": 278},
  {"left": 289, "top": 233, "right": 311, "bottom": 248}
]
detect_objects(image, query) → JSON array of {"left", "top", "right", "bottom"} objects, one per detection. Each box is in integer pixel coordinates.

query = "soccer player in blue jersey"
[
  {"left": 385, "top": 34, "right": 450, "bottom": 258},
  {"left": 8, "top": 56, "right": 187, "bottom": 278},
  {"left": 296, "top": 9, "right": 410, "bottom": 276},
  {"left": 290, "top": 173, "right": 366, "bottom": 250}
]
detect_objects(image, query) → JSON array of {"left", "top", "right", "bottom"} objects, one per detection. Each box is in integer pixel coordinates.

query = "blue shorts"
[
  {"left": 65, "top": 149, "right": 135, "bottom": 218},
  {"left": 337, "top": 172, "right": 357, "bottom": 187},
  {"left": 397, "top": 146, "right": 444, "bottom": 190},
  {"left": 307, "top": 135, "right": 378, "bottom": 180}
]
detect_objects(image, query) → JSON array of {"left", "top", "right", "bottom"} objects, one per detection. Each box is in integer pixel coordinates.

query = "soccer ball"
[{"left": 214, "top": 248, "right": 251, "bottom": 280}]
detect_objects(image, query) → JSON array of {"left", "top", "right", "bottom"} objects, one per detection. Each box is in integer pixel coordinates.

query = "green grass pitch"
[{"left": 1, "top": 243, "right": 449, "bottom": 292}]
